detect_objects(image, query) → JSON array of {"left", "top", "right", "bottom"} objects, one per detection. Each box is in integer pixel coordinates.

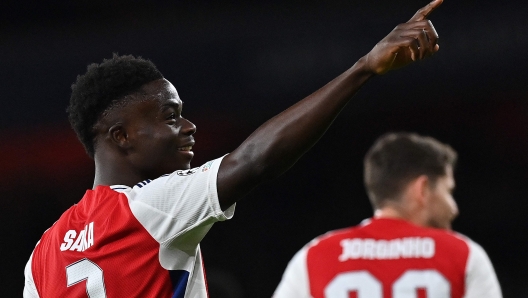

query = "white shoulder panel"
[
  {"left": 464, "top": 238, "right": 502, "bottom": 298},
  {"left": 23, "top": 251, "right": 40, "bottom": 298},
  {"left": 273, "top": 245, "right": 312, "bottom": 298},
  {"left": 113, "top": 156, "right": 235, "bottom": 270}
]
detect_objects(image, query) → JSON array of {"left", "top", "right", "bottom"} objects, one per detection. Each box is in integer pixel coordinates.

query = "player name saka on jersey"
[
  {"left": 59, "top": 222, "right": 94, "bottom": 252},
  {"left": 339, "top": 237, "right": 435, "bottom": 261}
]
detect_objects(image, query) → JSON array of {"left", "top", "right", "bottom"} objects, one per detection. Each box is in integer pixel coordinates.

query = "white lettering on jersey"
[
  {"left": 338, "top": 237, "right": 435, "bottom": 261},
  {"left": 60, "top": 222, "right": 94, "bottom": 252}
]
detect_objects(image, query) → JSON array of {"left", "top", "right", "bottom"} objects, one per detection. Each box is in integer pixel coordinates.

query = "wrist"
[
  {"left": 346, "top": 55, "right": 377, "bottom": 83},
  {"left": 354, "top": 55, "right": 378, "bottom": 77}
]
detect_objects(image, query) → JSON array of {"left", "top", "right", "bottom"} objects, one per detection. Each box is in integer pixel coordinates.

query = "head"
[
  {"left": 364, "top": 132, "right": 458, "bottom": 229},
  {"left": 68, "top": 54, "right": 196, "bottom": 180}
]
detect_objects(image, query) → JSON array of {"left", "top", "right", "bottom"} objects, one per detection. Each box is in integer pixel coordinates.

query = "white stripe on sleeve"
[
  {"left": 273, "top": 246, "right": 312, "bottom": 298},
  {"left": 464, "top": 239, "right": 502, "bottom": 298},
  {"left": 23, "top": 252, "right": 40, "bottom": 298}
]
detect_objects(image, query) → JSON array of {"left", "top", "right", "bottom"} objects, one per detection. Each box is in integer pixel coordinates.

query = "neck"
[
  {"left": 374, "top": 202, "right": 427, "bottom": 227},
  {"left": 374, "top": 207, "right": 405, "bottom": 219},
  {"left": 93, "top": 152, "right": 142, "bottom": 189}
]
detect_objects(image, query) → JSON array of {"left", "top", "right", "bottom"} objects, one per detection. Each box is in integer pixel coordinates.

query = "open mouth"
[{"left": 177, "top": 146, "right": 193, "bottom": 151}]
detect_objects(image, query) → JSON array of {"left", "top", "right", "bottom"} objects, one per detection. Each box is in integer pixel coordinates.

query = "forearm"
[{"left": 218, "top": 56, "right": 374, "bottom": 206}]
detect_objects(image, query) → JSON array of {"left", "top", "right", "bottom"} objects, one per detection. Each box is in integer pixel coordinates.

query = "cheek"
[
  {"left": 434, "top": 195, "right": 457, "bottom": 221},
  {"left": 134, "top": 125, "right": 157, "bottom": 144},
  {"left": 431, "top": 194, "right": 453, "bottom": 215},
  {"left": 138, "top": 126, "right": 174, "bottom": 149},
  {"left": 133, "top": 130, "right": 175, "bottom": 163},
  {"left": 429, "top": 195, "right": 456, "bottom": 229}
]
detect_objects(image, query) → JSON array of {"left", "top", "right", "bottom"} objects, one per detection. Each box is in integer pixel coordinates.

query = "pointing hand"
[{"left": 364, "top": 0, "right": 443, "bottom": 75}]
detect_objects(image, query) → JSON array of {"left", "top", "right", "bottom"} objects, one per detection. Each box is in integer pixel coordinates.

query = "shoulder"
[
  {"left": 461, "top": 235, "right": 503, "bottom": 297},
  {"left": 412, "top": 225, "right": 472, "bottom": 249},
  {"left": 302, "top": 226, "right": 361, "bottom": 260},
  {"left": 111, "top": 157, "right": 226, "bottom": 201},
  {"left": 459, "top": 234, "right": 494, "bottom": 267}
]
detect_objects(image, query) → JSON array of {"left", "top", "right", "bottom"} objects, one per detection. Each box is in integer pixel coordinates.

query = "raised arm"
[{"left": 217, "top": 0, "right": 443, "bottom": 210}]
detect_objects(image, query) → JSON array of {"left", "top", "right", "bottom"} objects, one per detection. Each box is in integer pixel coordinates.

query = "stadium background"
[{"left": 2, "top": 0, "right": 527, "bottom": 296}]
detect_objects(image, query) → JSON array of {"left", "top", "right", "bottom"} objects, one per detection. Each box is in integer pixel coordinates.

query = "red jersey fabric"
[
  {"left": 31, "top": 186, "right": 177, "bottom": 297},
  {"left": 306, "top": 218, "right": 468, "bottom": 298},
  {"left": 274, "top": 217, "right": 501, "bottom": 298}
]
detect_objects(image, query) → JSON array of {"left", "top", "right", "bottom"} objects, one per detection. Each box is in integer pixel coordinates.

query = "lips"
[
  {"left": 177, "top": 146, "right": 193, "bottom": 151},
  {"left": 177, "top": 140, "right": 195, "bottom": 152}
]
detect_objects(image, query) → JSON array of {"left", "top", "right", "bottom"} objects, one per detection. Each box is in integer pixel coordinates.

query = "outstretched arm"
[{"left": 217, "top": 0, "right": 443, "bottom": 210}]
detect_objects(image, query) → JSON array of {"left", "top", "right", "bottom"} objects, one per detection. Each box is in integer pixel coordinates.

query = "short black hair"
[
  {"left": 67, "top": 54, "right": 163, "bottom": 158},
  {"left": 364, "top": 132, "right": 457, "bottom": 208}
]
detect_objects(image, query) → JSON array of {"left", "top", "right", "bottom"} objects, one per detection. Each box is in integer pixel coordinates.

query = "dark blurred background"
[{"left": 2, "top": 0, "right": 527, "bottom": 297}]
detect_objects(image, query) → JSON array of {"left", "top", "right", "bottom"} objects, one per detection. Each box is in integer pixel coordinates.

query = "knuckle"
[{"left": 418, "top": 20, "right": 429, "bottom": 26}]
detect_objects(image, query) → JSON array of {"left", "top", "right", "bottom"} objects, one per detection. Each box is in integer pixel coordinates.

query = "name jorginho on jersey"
[
  {"left": 59, "top": 222, "right": 94, "bottom": 252},
  {"left": 339, "top": 237, "right": 435, "bottom": 261}
]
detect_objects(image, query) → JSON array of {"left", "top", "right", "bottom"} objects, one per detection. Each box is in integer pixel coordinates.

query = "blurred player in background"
[
  {"left": 24, "top": 1, "right": 444, "bottom": 297},
  {"left": 273, "top": 132, "right": 502, "bottom": 298}
]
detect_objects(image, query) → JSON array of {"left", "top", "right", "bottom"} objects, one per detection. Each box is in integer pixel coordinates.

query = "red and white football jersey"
[
  {"left": 274, "top": 218, "right": 501, "bottom": 298},
  {"left": 23, "top": 157, "right": 235, "bottom": 298}
]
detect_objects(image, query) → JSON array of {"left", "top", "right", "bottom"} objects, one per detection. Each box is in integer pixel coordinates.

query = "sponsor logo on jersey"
[
  {"left": 176, "top": 168, "right": 199, "bottom": 176},
  {"left": 60, "top": 222, "right": 94, "bottom": 252},
  {"left": 339, "top": 237, "right": 435, "bottom": 261},
  {"left": 201, "top": 160, "right": 214, "bottom": 172}
]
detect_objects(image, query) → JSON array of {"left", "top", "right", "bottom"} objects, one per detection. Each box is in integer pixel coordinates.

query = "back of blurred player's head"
[
  {"left": 67, "top": 54, "right": 164, "bottom": 158},
  {"left": 363, "top": 132, "right": 457, "bottom": 209}
]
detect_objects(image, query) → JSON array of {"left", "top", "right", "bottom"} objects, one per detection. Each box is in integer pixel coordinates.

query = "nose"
[{"left": 181, "top": 117, "right": 196, "bottom": 136}]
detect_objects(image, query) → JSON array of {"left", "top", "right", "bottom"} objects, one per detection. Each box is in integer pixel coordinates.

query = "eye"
[{"left": 167, "top": 113, "right": 176, "bottom": 120}]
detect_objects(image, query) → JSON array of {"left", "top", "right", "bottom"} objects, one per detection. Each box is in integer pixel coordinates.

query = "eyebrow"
[{"left": 160, "top": 101, "right": 182, "bottom": 112}]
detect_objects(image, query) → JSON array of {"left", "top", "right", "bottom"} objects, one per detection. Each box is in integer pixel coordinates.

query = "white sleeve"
[
  {"left": 122, "top": 156, "right": 235, "bottom": 250},
  {"left": 464, "top": 239, "right": 502, "bottom": 298},
  {"left": 273, "top": 245, "right": 312, "bottom": 298},
  {"left": 23, "top": 252, "right": 40, "bottom": 298}
]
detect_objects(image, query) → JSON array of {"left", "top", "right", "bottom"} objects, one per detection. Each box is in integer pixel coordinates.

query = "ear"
[
  {"left": 108, "top": 123, "right": 131, "bottom": 150},
  {"left": 406, "top": 175, "right": 431, "bottom": 208}
]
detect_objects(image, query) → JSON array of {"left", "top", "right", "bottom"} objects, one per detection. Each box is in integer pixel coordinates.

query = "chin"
[{"left": 171, "top": 162, "right": 192, "bottom": 172}]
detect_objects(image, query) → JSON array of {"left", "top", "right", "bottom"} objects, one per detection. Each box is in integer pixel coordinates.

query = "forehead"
[{"left": 139, "top": 78, "right": 182, "bottom": 106}]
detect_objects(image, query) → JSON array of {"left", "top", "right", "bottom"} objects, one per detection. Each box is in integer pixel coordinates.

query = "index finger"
[{"left": 409, "top": 0, "right": 443, "bottom": 22}]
